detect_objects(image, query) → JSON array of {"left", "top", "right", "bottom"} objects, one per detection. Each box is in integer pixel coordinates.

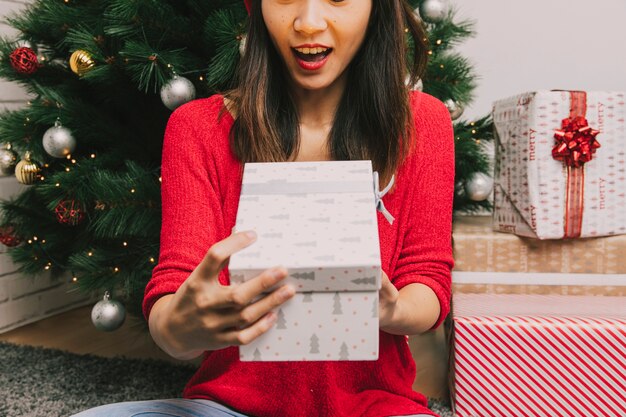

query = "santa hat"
[{"left": 244, "top": 0, "right": 251, "bottom": 14}]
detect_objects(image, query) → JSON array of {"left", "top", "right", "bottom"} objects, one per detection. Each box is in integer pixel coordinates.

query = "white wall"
[{"left": 454, "top": 0, "right": 626, "bottom": 120}]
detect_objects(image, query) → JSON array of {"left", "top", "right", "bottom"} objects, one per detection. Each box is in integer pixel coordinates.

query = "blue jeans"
[{"left": 69, "top": 398, "right": 433, "bottom": 417}]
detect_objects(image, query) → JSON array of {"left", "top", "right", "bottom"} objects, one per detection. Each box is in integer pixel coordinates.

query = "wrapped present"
[
  {"left": 450, "top": 272, "right": 626, "bottom": 417},
  {"left": 492, "top": 90, "right": 626, "bottom": 239},
  {"left": 452, "top": 216, "right": 626, "bottom": 274},
  {"left": 229, "top": 160, "right": 391, "bottom": 361}
]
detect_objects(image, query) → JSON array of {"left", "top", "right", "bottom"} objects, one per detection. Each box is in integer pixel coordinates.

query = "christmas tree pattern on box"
[{"left": 240, "top": 291, "right": 379, "bottom": 361}]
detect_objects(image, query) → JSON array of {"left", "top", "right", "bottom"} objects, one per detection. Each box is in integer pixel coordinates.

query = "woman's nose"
[{"left": 293, "top": 0, "right": 328, "bottom": 35}]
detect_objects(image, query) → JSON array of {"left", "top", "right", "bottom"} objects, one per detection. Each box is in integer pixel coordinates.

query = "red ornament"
[
  {"left": 0, "top": 225, "right": 22, "bottom": 247},
  {"left": 55, "top": 200, "right": 85, "bottom": 226},
  {"left": 552, "top": 116, "right": 601, "bottom": 168},
  {"left": 9, "top": 47, "right": 40, "bottom": 75}
]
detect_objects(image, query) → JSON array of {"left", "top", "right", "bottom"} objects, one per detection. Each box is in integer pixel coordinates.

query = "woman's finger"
[
  {"left": 198, "top": 231, "right": 257, "bottom": 278},
  {"left": 217, "top": 284, "right": 295, "bottom": 329},
  {"left": 219, "top": 311, "right": 278, "bottom": 346}
]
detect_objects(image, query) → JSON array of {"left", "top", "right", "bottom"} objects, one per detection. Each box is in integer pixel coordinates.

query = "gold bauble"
[
  {"left": 69, "top": 50, "right": 95, "bottom": 76},
  {"left": 15, "top": 152, "right": 41, "bottom": 185}
]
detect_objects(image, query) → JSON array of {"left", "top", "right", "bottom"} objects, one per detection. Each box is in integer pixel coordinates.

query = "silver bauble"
[
  {"left": 465, "top": 172, "right": 494, "bottom": 202},
  {"left": 91, "top": 291, "right": 126, "bottom": 332},
  {"left": 239, "top": 34, "right": 247, "bottom": 57},
  {"left": 0, "top": 147, "right": 18, "bottom": 176},
  {"left": 445, "top": 99, "right": 464, "bottom": 120},
  {"left": 419, "top": 0, "right": 449, "bottom": 24},
  {"left": 35, "top": 43, "right": 54, "bottom": 64},
  {"left": 160, "top": 75, "right": 196, "bottom": 111},
  {"left": 405, "top": 74, "right": 423, "bottom": 92},
  {"left": 43, "top": 121, "right": 76, "bottom": 158},
  {"left": 15, "top": 39, "right": 33, "bottom": 49},
  {"left": 50, "top": 58, "right": 69, "bottom": 69}
]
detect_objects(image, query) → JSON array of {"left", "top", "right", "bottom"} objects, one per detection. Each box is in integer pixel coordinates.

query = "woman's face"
[{"left": 262, "top": 0, "right": 372, "bottom": 92}]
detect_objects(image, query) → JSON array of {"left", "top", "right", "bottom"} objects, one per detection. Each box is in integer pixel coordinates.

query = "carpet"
[{"left": 0, "top": 341, "right": 454, "bottom": 417}]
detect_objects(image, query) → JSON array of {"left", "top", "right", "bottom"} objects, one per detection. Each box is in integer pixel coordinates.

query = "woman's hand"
[
  {"left": 378, "top": 271, "right": 442, "bottom": 336},
  {"left": 149, "top": 231, "right": 295, "bottom": 360}
]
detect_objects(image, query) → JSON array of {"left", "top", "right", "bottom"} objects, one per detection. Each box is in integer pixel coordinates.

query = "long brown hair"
[{"left": 227, "top": 0, "right": 429, "bottom": 189}]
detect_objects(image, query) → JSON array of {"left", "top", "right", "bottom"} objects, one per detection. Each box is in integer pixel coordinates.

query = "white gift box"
[
  {"left": 492, "top": 90, "right": 626, "bottom": 239},
  {"left": 229, "top": 160, "right": 388, "bottom": 361}
]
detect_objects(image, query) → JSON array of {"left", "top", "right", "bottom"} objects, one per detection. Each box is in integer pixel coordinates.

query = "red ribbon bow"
[
  {"left": 552, "top": 116, "right": 601, "bottom": 167},
  {"left": 244, "top": 0, "right": 251, "bottom": 14}
]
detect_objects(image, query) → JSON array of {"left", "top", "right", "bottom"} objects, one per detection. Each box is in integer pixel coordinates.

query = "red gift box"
[{"left": 450, "top": 288, "right": 626, "bottom": 417}]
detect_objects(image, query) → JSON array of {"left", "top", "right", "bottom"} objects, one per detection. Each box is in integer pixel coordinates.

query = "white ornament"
[
  {"left": 445, "top": 99, "right": 464, "bottom": 120},
  {"left": 91, "top": 291, "right": 126, "bottom": 332},
  {"left": 43, "top": 119, "right": 76, "bottom": 158},
  {"left": 0, "top": 145, "right": 18, "bottom": 176},
  {"left": 405, "top": 74, "right": 423, "bottom": 91},
  {"left": 419, "top": 0, "right": 449, "bottom": 24},
  {"left": 465, "top": 172, "right": 494, "bottom": 201},
  {"left": 160, "top": 75, "right": 196, "bottom": 111}
]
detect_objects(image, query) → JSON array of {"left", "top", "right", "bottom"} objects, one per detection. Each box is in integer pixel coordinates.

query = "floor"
[{"left": 0, "top": 305, "right": 202, "bottom": 367}]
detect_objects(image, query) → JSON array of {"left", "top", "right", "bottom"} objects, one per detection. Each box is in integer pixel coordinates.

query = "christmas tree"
[{"left": 0, "top": 0, "right": 492, "bottom": 325}]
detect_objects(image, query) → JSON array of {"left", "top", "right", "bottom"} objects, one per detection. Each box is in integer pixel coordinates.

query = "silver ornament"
[
  {"left": 239, "top": 34, "right": 247, "bottom": 57},
  {"left": 35, "top": 43, "right": 54, "bottom": 64},
  {"left": 91, "top": 291, "right": 126, "bottom": 332},
  {"left": 445, "top": 99, "right": 464, "bottom": 120},
  {"left": 405, "top": 74, "right": 423, "bottom": 92},
  {"left": 465, "top": 172, "right": 494, "bottom": 202},
  {"left": 419, "top": 0, "right": 449, "bottom": 24},
  {"left": 43, "top": 119, "right": 76, "bottom": 158},
  {"left": 0, "top": 145, "right": 18, "bottom": 176},
  {"left": 160, "top": 75, "right": 196, "bottom": 111},
  {"left": 15, "top": 39, "right": 33, "bottom": 49},
  {"left": 50, "top": 58, "right": 69, "bottom": 69}
]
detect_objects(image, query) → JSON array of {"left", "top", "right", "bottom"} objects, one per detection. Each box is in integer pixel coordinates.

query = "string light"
[
  {"left": 149, "top": 257, "right": 155, "bottom": 263},
  {"left": 72, "top": 276, "right": 78, "bottom": 282},
  {"left": 113, "top": 267, "right": 120, "bottom": 272},
  {"left": 33, "top": 236, "right": 38, "bottom": 241},
  {"left": 87, "top": 251, "right": 93, "bottom": 256},
  {"left": 41, "top": 239, "right": 46, "bottom": 244},
  {"left": 436, "top": 39, "right": 442, "bottom": 45},
  {"left": 55, "top": 183, "right": 60, "bottom": 187},
  {"left": 65, "top": 167, "right": 70, "bottom": 172},
  {"left": 122, "top": 241, "right": 128, "bottom": 247},
  {"left": 130, "top": 188, "right": 136, "bottom": 193},
  {"left": 90, "top": 153, "right": 96, "bottom": 158}
]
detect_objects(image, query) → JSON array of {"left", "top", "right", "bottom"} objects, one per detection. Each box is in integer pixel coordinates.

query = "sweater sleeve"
[
  {"left": 142, "top": 101, "right": 226, "bottom": 322},
  {"left": 391, "top": 93, "right": 455, "bottom": 330}
]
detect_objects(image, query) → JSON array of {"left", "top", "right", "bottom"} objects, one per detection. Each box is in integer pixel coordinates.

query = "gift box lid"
[{"left": 229, "top": 160, "right": 383, "bottom": 292}]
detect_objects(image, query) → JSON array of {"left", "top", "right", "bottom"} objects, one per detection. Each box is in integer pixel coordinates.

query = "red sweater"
[{"left": 143, "top": 92, "right": 455, "bottom": 417}]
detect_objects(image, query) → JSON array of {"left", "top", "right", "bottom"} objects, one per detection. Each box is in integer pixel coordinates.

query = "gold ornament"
[
  {"left": 69, "top": 50, "right": 95, "bottom": 76},
  {"left": 15, "top": 151, "right": 41, "bottom": 184}
]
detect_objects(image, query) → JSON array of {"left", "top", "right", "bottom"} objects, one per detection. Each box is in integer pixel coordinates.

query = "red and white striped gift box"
[{"left": 450, "top": 272, "right": 626, "bottom": 417}]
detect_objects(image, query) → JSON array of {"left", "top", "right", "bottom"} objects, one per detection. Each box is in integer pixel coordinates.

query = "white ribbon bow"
[{"left": 373, "top": 171, "right": 395, "bottom": 225}]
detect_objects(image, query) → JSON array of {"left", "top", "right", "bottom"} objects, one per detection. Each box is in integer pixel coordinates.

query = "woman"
[{"left": 73, "top": 0, "right": 454, "bottom": 416}]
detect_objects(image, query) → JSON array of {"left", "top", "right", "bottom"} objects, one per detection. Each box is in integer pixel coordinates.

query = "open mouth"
[{"left": 292, "top": 47, "right": 333, "bottom": 63}]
